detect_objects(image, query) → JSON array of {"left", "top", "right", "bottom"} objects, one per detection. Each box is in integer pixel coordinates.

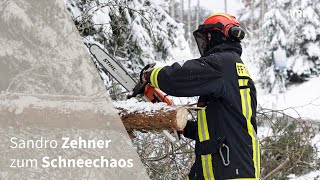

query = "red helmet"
[{"left": 193, "top": 13, "right": 245, "bottom": 55}]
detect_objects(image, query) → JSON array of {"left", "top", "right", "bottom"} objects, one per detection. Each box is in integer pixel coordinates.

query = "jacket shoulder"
[{"left": 200, "top": 54, "right": 224, "bottom": 71}]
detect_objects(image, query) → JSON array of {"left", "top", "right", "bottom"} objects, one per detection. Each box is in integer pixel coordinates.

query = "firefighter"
[{"left": 142, "top": 13, "right": 260, "bottom": 180}]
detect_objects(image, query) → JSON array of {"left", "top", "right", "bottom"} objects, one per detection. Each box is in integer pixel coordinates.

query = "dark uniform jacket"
[{"left": 146, "top": 42, "right": 260, "bottom": 180}]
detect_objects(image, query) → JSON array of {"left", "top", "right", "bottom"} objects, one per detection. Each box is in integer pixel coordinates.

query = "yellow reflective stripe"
[
  {"left": 207, "top": 155, "right": 214, "bottom": 179},
  {"left": 197, "top": 108, "right": 210, "bottom": 142},
  {"left": 201, "top": 155, "right": 208, "bottom": 180},
  {"left": 197, "top": 110, "right": 204, "bottom": 142},
  {"left": 201, "top": 155, "right": 215, "bottom": 180},
  {"left": 228, "top": 178, "right": 258, "bottom": 180},
  {"left": 254, "top": 128, "right": 260, "bottom": 178},
  {"left": 258, "top": 135, "right": 261, "bottom": 178},
  {"left": 239, "top": 79, "right": 260, "bottom": 179},
  {"left": 197, "top": 109, "right": 215, "bottom": 179},
  {"left": 237, "top": 30, "right": 242, "bottom": 38},
  {"left": 150, "top": 67, "right": 163, "bottom": 88},
  {"left": 238, "top": 79, "right": 249, "bottom": 87},
  {"left": 202, "top": 109, "right": 210, "bottom": 141},
  {"left": 185, "top": 176, "right": 190, "bottom": 180},
  {"left": 239, "top": 88, "right": 247, "bottom": 119},
  {"left": 154, "top": 67, "right": 163, "bottom": 88},
  {"left": 197, "top": 108, "right": 215, "bottom": 179}
]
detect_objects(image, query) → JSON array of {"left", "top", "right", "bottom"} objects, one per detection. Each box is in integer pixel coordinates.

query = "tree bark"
[
  {"left": 187, "top": 0, "right": 191, "bottom": 43},
  {"left": 115, "top": 102, "right": 188, "bottom": 132},
  {"left": 224, "top": 0, "right": 228, "bottom": 13},
  {"left": 170, "top": 0, "right": 175, "bottom": 19},
  {"left": 264, "top": 157, "right": 290, "bottom": 180},
  {"left": 261, "top": 0, "right": 265, "bottom": 24},
  {"left": 196, "top": 0, "right": 200, "bottom": 27},
  {"left": 180, "top": 0, "right": 183, "bottom": 23}
]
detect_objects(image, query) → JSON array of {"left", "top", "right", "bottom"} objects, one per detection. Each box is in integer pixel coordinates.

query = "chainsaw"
[{"left": 89, "top": 44, "right": 179, "bottom": 142}]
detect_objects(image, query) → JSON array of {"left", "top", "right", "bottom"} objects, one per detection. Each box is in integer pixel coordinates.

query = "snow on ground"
[
  {"left": 258, "top": 76, "right": 320, "bottom": 121},
  {"left": 257, "top": 126, "right": 273, "bottom": 139},
  {"left": 313, "top": 133, "right": 320, "bottom": 159},
  {"left": 250, "top": 76, "right": 320, "bottom": 179},
  {"left": 288, "top": 171, "right": 320, "bottom": 180}
]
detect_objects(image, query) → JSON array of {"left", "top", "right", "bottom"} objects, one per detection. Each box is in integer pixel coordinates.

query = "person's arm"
[{"left": 146, "top": 56, "right": 226, "bottom": 97}]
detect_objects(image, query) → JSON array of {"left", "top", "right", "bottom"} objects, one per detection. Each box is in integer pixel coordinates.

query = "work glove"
[
  {"left": 141, "top": 66, "right": 154, "bottom": 84},
  {"left": 127, "top": 63, "right": 155, "bottom": 98}
]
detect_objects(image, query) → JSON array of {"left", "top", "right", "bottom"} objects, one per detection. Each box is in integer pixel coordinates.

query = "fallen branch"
[{"left": 264, "top": 157, "right": 290, "bottom": 180}]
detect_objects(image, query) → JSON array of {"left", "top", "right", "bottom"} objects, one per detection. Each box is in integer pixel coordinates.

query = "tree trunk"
[
  {"left": 180, "top": 0, "right": 184, "bottom": 23},
  {"left": 224, "top": 0, "right": 228, "bottom": 13},
  {"left": 196, "top": 0, "right": 200, "bottom": 27},
  {"left": 250, "top": 0, "right": 255, "bottom": 28},
  {"left": 171, "top": 0, "right": 175, "bottom": 19},
  {"left": 261, "top": 0, "right": 265, "bottom": 26},
  {"left": 115, "top": 101, "right": 188, "bottom": 132},
  {"left": 187, "top": 0, "right": 191, "bottom": 43}
]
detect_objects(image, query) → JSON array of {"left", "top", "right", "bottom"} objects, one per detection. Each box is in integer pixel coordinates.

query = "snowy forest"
[{"left": 64, "top": 0, "right": 320, "bottom": 179}]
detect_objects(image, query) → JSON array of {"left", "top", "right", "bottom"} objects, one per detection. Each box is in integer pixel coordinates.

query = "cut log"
[{"left": 114, "top": 100, "right": 189, "bottom": 132}]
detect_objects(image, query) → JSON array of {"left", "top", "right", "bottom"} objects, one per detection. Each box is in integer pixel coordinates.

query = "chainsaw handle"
[
  {"left": 127, "top": 81, "right": 148, "bottom": 99},
  {"left": 144, "top": 84, "right": 173, "bottom": 105},
  {"left": 128, "top": 83, "right": 173, "bottom": 106},
  {"left": 139, "top": 63, "right": 156, "bottom": 83},
  {"left": 128, "top": 63, "right": 173, "bottom": 106},
  {"left": 128, "top": 63, "right": 156, "bottom": 99}
]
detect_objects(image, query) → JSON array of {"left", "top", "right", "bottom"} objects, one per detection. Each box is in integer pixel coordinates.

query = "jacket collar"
[{"left": 202, "top": 41, "right": 242, "bottom": 57}]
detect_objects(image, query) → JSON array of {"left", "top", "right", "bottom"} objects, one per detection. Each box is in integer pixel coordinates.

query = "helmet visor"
[{"left": 193, "top": 31, "right": 208, "bottom": 56}]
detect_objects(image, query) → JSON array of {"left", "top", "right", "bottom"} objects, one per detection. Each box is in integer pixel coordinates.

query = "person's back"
[{"left": 143, "top": 13, "right": 260, "bottom": 180}]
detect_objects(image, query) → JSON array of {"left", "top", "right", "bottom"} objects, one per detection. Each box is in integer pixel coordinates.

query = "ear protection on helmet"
[
  {"left": 193, "top": 23, "right": 245, "bottom": 42},
  {"left": 228, "top": 26, "right": 245, "bottom": 41},
  {"left": 193, "top": 13, "right": 245, "bottom": 55}
]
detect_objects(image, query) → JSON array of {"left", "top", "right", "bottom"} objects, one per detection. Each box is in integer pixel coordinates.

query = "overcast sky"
[{"left": 189, "top": 0, "right": 244, "bottom": 17}]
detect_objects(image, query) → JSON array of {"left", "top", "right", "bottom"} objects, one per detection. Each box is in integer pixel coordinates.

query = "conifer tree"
[
  {"left": 243, "top": 0, "right": 320, "bottom": 92},
  {"left": 66, "top": 0, "right": 190, "bottom": 99},
  {"left": 258, "top": 0, "right": 290, "bottom": 92}
]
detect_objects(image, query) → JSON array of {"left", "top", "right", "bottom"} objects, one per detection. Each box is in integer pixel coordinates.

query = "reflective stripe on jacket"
[{"left": 146, "top": 42, "right": 260, "bottom": 180}]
